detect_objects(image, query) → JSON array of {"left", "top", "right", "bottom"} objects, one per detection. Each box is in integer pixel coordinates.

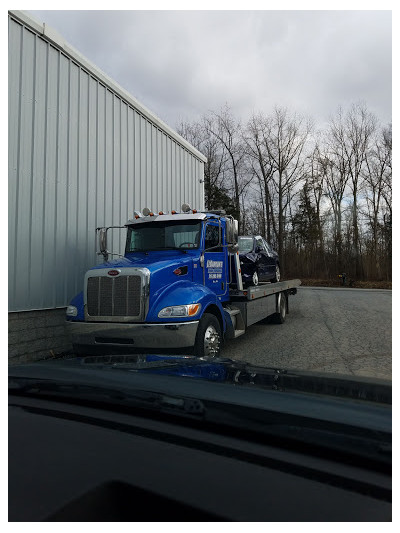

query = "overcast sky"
[{"left": 26, "top": 8, "right": 392, "bottom": 133}]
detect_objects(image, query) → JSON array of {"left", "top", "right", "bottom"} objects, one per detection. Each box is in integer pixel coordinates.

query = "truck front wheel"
[{"left": 194, "top": 313, "right": 222, "bottom": 358}]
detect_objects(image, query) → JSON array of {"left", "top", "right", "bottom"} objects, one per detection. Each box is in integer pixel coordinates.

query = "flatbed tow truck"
[{"left": 66, "top": 205, "right": 300, "bottom": 357}]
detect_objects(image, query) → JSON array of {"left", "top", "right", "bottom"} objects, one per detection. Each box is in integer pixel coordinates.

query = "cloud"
[{"left": 28, "top": 10, "right": 392, "bottom": 129}]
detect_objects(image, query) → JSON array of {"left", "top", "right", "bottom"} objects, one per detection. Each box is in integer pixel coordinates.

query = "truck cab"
[{"left": 66, "top": 207, "right": 241, "bottom": 357}]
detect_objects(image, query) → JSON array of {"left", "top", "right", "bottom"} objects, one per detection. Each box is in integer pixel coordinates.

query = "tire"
[
  {"left": 271, "top": 264, "right": 281, "bottom": 283},
  {"left": 273, "top": 293, "right": 287, "bottom": 324},
  {"left": 244, "top": 269, "right": 259, "bottom": 288},
  {"left": 194, "top": 313, "right": 222, "bottom": 358},
  {"left": 252, "top": 270, "right": 259, "bottom": 286}
]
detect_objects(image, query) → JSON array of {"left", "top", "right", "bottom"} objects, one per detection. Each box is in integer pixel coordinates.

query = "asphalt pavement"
[{"left": 221, "top": 286, "right": 392, "bottom": 381}]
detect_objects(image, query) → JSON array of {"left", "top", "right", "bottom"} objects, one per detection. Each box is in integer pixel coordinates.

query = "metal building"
[{"left": 8, "top": 10, "right": 206, "bottom": 315}]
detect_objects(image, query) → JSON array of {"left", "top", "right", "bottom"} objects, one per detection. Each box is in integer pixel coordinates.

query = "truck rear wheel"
[
  {"left": 273, "top": 293, "right": 287, "bottom": 324},
  {"left": 194, "top": 313, "right": 222, "bottom": 358}
]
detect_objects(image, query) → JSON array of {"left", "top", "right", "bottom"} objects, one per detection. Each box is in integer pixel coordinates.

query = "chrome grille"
[{"left": 87, "top": 275, "right": 142, "bottom": 317}]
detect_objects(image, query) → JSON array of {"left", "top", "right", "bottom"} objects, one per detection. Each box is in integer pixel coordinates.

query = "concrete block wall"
[{"left": 8, "top": 309, "right": 73, "bottom": 364}]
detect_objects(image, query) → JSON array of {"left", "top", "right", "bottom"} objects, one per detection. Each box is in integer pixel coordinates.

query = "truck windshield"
[{"left": 126, "top": 221, "right": 202, "bottom": 252}]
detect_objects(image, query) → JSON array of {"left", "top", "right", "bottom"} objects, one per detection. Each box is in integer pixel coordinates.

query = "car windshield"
[
  {"left": 126, "top": 221, "right": 201, "bottom": 252},
  {"left": 238, "top": 237, "right": 253, "bottom": 253}
]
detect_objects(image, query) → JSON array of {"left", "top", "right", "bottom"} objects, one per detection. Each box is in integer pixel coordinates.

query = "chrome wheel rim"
[
  {"left": 252, "top": 271, "right": 259, "bottom": 285},
  {"left": 276, "top": 266, "right": 280, "bottom": 282},
  {"left": 204, "top": 325, "right": 220, "bottom": 357}
]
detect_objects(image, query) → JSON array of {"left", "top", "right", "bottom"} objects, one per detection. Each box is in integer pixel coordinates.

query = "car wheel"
[
  {"left": 252, "top": 270, "right": 259, "bottom": 286},
  {"left": 271, "top": 264, "right": 280, "bottom": 283},
  {"left": 194, "top": 313, "right": 222, "bottom": 358}
]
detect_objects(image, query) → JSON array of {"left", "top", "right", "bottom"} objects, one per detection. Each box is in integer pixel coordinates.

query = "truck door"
[{"left": 203, "top": 221, "right": 228, "bottom": 298}]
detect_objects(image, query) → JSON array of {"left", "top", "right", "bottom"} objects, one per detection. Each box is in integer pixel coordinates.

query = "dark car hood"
[{"left": 9, "top": 353, "right": 391, "bottom": 406}]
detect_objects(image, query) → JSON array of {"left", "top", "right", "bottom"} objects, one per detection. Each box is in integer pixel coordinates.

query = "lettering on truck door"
[{"left": 203, "top": 222, "right": 228, "bottom": 297}]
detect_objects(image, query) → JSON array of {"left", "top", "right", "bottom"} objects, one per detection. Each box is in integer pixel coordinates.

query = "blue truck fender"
[
  {"left": 66, "top": 291, "right": 85, "bottom": 321},
  {"left": 148, "top": 280, "right": 227, "bottom": 332}
]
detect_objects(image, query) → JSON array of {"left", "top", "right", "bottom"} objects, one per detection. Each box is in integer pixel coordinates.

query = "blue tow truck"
[{"left": 66, "top": 205, "right": 300, "bottom": 357}]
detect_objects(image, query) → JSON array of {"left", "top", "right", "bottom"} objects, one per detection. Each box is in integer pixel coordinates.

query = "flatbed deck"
[{"left": 229, "top": 279, "right": 301, "bottom": 301}]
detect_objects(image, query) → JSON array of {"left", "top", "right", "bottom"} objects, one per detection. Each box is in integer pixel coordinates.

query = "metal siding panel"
[
  {"left": 156, "top": 129, "right": 162, "bottom": 211},
  {"left": 113, "top": 97, "right": 121, "bottom": 227},
  {"left": 152, "top": 125, "right": 157, "bottom": 210},
  {"left": 54, "top": 53, "right": 70, "bottom": 306},
  {"left": 14, "top": 27, "right": 35, "bottom": 310},
  {"left": 120, "top": 101, "right": 128, "bottom": 248},
  {"left": 127, "top": 107, "right": 135, "bottom": 218},
  {"left": 161, "top": 132, "right": 167, "bottom": 213},
  {"left": 104, "top": 89, "right": 113, "bottom": 231},
  {"left": 29, "top": 36, "right": 48, "bottom": 308},
  {"left": 180, "top": 145, "right": 186, "bottom": 206},
  {"left": 140, "top": 116, "right": 147, "bottom": 210},
  {"left": 96, "top": 84, "right": 106, "bottom": 229},
  {"left": 76, "top": 68, "right": 89, "bottom": 286},
  {"left": 166, "top": 136, "right": 172, "bottom": 211},
  {"left": 146, "top": 121, "right": 152, "bottom": 209},
  {"left": 87, "top": 76, "right": 98, "bottom": 272},
  {"left": 8, "top": 19, "right": 23, "bottom": 310},
  {"left": 66, "top": 62, "right": 80, "bottom": 300},
  {"left": 171, "top": 141, "right": 176, "bottom": 210},
  {"left": 134, "top": 111, "right": 141, "bottom": 212},
  {"left": 41, "top": 45, "right": 59, "bottom": 308},
  {"left": 187, "top": 152, "right": 192, "bottom": 207}
]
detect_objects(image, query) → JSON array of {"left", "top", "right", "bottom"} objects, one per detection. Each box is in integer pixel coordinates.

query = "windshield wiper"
[{"left": 8, "top": 376, "right": 206, "bottom": 417}]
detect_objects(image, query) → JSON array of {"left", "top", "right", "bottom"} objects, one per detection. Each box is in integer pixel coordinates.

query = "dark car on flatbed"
[{"left": 238, "top": 235, "right": 280, "bottom": 286}]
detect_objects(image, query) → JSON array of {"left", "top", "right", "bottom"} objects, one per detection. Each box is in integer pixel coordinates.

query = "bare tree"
[
  {"left": 243, "top": 114, "right": 276, "bottom": 243},
  {"left": 363, "top": 124, "right": 392, "bottom": 278},
  {"left": 258, "top": 107, "right": 312, "bottom": 270},
  {"left": 177, "top": 117, "right": 233, "bottom": 212},
  {"left": 206, "top": 105, "right": 251, "bottom": 230},
  {"left": 329, "top": 103, "right": 377, "bottom": 278}
]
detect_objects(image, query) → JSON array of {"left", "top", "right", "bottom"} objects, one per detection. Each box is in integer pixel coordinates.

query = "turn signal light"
[{"left": 188, "top": 304, "right": 200, "bottom": 316}]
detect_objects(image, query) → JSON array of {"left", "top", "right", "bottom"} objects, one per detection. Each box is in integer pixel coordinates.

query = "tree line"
[{"left": 178, "top": 102, "right": 392, "bottom": 282}]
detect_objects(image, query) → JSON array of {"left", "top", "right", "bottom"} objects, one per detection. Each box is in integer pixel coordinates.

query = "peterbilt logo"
[{"left": 107, "top": 269, "right": 121, "bottom": 277}]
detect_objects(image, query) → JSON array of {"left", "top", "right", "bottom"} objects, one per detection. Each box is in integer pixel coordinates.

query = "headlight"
[
  {"left": 66, "top": 305, "right": 78, "bottom": 317},
  {"left": 158, "top": 304, "right": 201, "bottom": 318}
]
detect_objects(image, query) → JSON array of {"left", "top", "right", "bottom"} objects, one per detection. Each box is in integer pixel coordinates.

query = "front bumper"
[{"left": 67, "top": 320, "right": 199, "bottom": 349}]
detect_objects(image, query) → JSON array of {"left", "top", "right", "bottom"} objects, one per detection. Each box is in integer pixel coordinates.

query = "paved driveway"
[{"left": 221, "top": 287, "right": 392, "bottom": 381}]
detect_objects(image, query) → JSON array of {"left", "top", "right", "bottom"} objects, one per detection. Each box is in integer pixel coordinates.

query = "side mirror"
[
  {"left": 99, "top": 228, "right": 108, "bottom": 255},
  {"left": 97, "top": 227, "right": 109, "bottom": 261}
]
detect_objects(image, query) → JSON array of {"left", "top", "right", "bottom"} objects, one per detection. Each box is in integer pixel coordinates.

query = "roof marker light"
[
  {"left": 171, "top": 210, "right": 177, "bottom": 215},
  {"left": 149, "top": 212, "right": 154, "bottom": 216},
  {"left": 159, "top": 211, "right": 164, "bottom": 215},
  {"left": 192, "top": 209, "right": 197, "bottom": 214}
]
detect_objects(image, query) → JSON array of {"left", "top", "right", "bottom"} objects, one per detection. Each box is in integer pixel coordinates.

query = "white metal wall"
[{"left": 8, "top": 12, "right": 205, "bottom": 312}]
